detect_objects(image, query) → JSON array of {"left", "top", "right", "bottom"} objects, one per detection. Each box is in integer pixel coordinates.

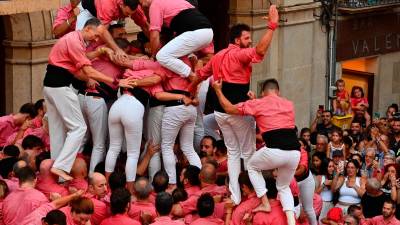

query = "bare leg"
[
  {"left": 253, "top": 194, "right": 272, "bottom": 213},
  {"left": 285, "top": 210, "right": 296, "bottom": 225},
  {"left": 51, "top": 167, "right": 73, "bottom": 181}
]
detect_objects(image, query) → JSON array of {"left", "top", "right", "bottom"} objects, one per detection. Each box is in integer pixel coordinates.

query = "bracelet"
[
  {"left": 66, "top": 18, "right": 71, "bottom": 27},
  {"left": 267, "top": 21, "right": 278, "bottom": 31}
]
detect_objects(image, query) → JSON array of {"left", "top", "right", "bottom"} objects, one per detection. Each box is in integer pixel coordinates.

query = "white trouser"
[
  {"left": 298, "top": 172, "right": 317, "bottom": 225},
  {"left": 319, "top": 201, "right": 333, "bottom": 223},
  {"left": 214, "top": 111, "right": 256, "bottom": 205},
  {"left": 247, "top": 147, "right": 300, "bottom": 212},
  {"left": 78, "top": 94, "right": 108, "bottom": 175},
  {"left": 156, "top": 28, "right": 213, "bottom": 77},
  {"left": 203, "top": 113, "right": 221, "bottom": 140},
  {"left": 161, "top": 105, "right": 202, "bottom": 184},
  {"left": 140, "top": 105, "right": 164, "bottom": 182},
  {"left": 198, "top": 79, "right": 210, "bottom": 113},
  {"left": 105, "top": 94, "right": 144, "bottom": 182},
  {"left": 43, "top": 86, "right": 87, "bottom": 172},
  {"left": 193, "top": 106, "right": 204, "bottom": 153},
  {"left": 75, "top": 2, "right": 95, "bottom": 30}
]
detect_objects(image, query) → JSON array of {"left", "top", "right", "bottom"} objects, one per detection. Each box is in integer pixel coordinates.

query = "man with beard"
[
  {"left": 189, "top": 5, "right": 279, "bottom": 206},
  {"left": 365, "top": 199, "right": 400, "bottom": 225},
  {"left": 389, "top": 118, "right": 400, "bottom": 156},
  {"left": 350, "top": 120, "right": 363, "bottom": 150},
  {"left": 311, "top": 110, "right": 340, "bottom": 139}
]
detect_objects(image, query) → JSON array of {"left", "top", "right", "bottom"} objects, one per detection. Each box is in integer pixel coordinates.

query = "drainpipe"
[{"left": 326, "top": 0, "right": 338, "bottom": 111}]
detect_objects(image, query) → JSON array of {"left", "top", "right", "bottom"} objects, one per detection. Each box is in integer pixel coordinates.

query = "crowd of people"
[{"left": 0, "top": 0, "right": 399, "bottom": 225}]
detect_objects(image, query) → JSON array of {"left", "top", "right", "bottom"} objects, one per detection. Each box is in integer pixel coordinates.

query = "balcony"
[{"left": 337, "top": 0, "right": 400, "bottom": 13}]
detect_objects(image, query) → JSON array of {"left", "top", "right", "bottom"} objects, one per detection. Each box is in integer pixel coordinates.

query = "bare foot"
[
  {"left": 252, "top": 203, "right": 272, "bottom": 213},
  {"left": 51, "top": 167, "right": 73, "bottom": 181},
  {"left": 166, "top": 184, "right": 177, "bottom": 193}
]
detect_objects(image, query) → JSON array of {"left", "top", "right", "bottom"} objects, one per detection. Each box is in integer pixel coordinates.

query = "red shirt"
[
  {"left": 123, "top": 68, "right": 163, "bottom": 96},
  {"left": 53, "top": 3, "right": 76, "bottom": 36},
  {"left": 236, "top": 93, "right": 295, "bottom": 133},
  {"left": 20, "top": 202, "right": 56, "bottom": 225},
  {"left": 90, "top": 197, "right": 110, "bottom": 225},
  {"left": 48, "top": 31, "right": 92, "bottom": 75},
  {"left": 60, "top": 206, "right": 85, "bottom": 225},
  {"left": 189, "top": 216, "right": 224, "bottom": 225},
  {"left": 185, "top": 185, "right": 201, "bottom": 198},
  {"left": 2, "top": 187, "right": 49, "bottom": 225},
  {"left": 68, "top": 178, "right": 89, "bottom": 192},
  {"left": 86, "top": 56, "right": 124, "bottom": 93},
  {"left": 100, "top": 214, "right": 141, "bottom": 225},
  {"left": 231, "top": 193, "right": 260, "bottom": 225},
  {"left": 336, "top": 90, "right": 349, "bottom": 101},
  {"left": 149, "top": 0, "right": 194, "bottom": 31},
  {"left": 127, "top": 201, "right": 157, "bottom": 222},
  {"left": 366, "top": 215, "right": 400, "bottom": 225},
  {"left": 150, "top": 216, "right": 185, "bottom": 225},
  {"left": 350, "top": 97, "right": 368, "bottom": 110},
  {"left": 95, "top": 0, "right": 147, "bottom": 27},
  {"left": 197, "top": 44, "right": 263, "bottom": 84},
  {"left": 36, "top": 175, "right": 69, "bottom": 198},
  {"left": 0, "top": 115, "right": 18, "bottom": 147},
  {"left": 252, "top": 200, "right": 288, "bottom": 225}
]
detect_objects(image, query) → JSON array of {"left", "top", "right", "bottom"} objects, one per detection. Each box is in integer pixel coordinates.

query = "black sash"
[
  {"left": 43, "top": 64, "right": 75, "bottom": 88},
  {"left": 82, "top": 0, "right": 97, "bottom": 17},
  {"left": 262, "top": 128, "right": 300, "bottom": 151},
  {"left": 169, "top": 8, "right": 211, "bottom": 35},
  {"left": 164, "top": 90, "right": 190, "bottom": 107},
  {"left": 128, "top": 88, "right": 150, "bottom": 107},
  {"left": 213, "top": 81, "right": 250, "bottom": 113}
]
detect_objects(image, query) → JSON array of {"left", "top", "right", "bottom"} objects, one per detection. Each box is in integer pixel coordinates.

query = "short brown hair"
[{"left": 70, "top": 197, "right": 94, "bottom": 215}]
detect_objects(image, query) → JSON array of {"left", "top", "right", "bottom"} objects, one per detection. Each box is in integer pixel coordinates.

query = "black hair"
[
  {"left": 238, "top": 172, "right": 253, "bottom": 190},
  {"left": 123, "top": 0, "right": 139, "bottom": 10},
  {"left": 22, "top": 135, "right": 45, "bottom": 150},
  {"left": 347, "top": 204, "right": 362, "bottom": 215},
  {"left": 172, "top": 187, "right": 188, "bottom": 204},
  {"left": 155, "top": 192, "right": 174, "bottom": 216},
  {"left": 384, "top": 199, "right": 397, "bottom": 209},
  {"left": 201, "top": 136, "right": 217, "bottom": 148},
  {"left": 152, "top": 170, "right": 169, "bottom": 193},
  {"left": 229, "top": 23, "right": 251, "bottom": 44},
  {"left": 17, "top": 166, "right": 36, "bottom": 184},
  {"left": 388, "top": 103, "right": 399, "bottom": 112},
  {"left": 19, "top": 103, "right": 37, "bottom": 118},
  {"left": 109, "top": 171, "right": 127, "bottom": 192},
  {"left": 183, "top": 165, "right": 201, "bottom": 186},
  {"left": 43, "top": 209, "right": 67, "bottom": 225},
  {"left": 108, "top": 23, "right": 125, "bottom": 33},
  {"left": 3, "top": 145, "right": 20, "bottom": 158},
  {"left": 94, "top": 161, "right": 105, "bottom": 175},
  {"left": 114, "top": 38, "right": 131, "bottom": 50},
  {"left": 215, "top": 140, "right": 227, "bottom": 155},
  {"left": 34, "top": 99, "right": 45, "bottom": 113},
  {"left": 84, "top": 18, "right": 102, "bottom": 28},
  {"left": 110, "top": 188, "right": 131, "bottom": 215},
  {"left": 322, "top": 110, "right": 333, "bottom": 117},
  {"left": 35, "top": 151, "right": 51, "bottom": 172},
  {"left": 197, "top": 193, "right": 214, "bottom": 217},
  {"left": 351, "top": 86, "right": 365, "bottom": 98},
  {"left": 262, "top": 78, "right": 280, "bottom": 91}
]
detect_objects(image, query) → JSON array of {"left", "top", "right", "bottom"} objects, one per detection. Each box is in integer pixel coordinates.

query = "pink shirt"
[
  {"left": 48, "top": 31, "right": 92, "bottom": 75},
  {"left": 100, "top": 214, "right": 141, "bottom": 225},
  {"left": 236, "top": 94, "right": 295, "bottom": 133},
  {"left": 123, "top": 68, "right": 163, "bottom": 96},
  {"left": 150, "top": 216, "right": 185, "bottom": 225},
  {"left": 185, "top": 186, "right": 201, "bottom": 198},
  {"left": 231, "top": 193, "right": 260, "bottom": 225},
  {"left": 90, "top": 197, "right": 110, "bottom": 225},
  {"left": 2, "top": 187, "right": 49, "bottom": 225},
  {"left": 0, "top": 115, "right": 18, "bottom": 147},
  {"left": 299, "top": 148, "right": 309, "bottom": 170},
  {"left": 53, "top": 4, "right": 76, "bottom": 36},
  {"left": 68, "top": 178, "right": 89, "bottom": 192},
  {"left": 127, "top": 201, "right": 157, "bottom": 222},
  {"left": 6, "top": 127, "right": 50, "bottom": 150},
  {"left": 87, "top": 56, "right": 124, "bottom": 93},
  {"left": 290, "top": 179, "right": 299, "bottom": 197},
  {"left": 60, "top": 206, "right": 80, "bottom": 225},
  {"left": 2, "top": 178, "right": 19, "bottom": 193},
  {"left": 95, "top": 0, "right": 147, "bottom": 27},
  {"left": 149, "top": 0, "right": 193, "bottom": 31},
  {"left": 19, "top": 202, "right": 56, "bottom": 225},
  {"left": 252, "top": 200, "right": 288, "bottom": 225},
  {"left": 350, "top": 97, "right": 368, "bottom": 110},
  {"left": 189, "top": 216, "right": 224, "bottom": 225},
  {"left": 366, "top": 215, "right": 400, "bottom": 225},
  {"left": 36, "top": 176, "right": 69, "bottom": 198},
  {"left": 179, "top": 184, "right": 226, "bottom": 216},
  {"left": 197, "top": 44, "right": 263, "bottom": 84}
]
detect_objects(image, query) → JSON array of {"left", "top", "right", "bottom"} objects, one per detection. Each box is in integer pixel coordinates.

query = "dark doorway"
[{"left": 0, "top": 17, "right": 5, "bottom": 115}]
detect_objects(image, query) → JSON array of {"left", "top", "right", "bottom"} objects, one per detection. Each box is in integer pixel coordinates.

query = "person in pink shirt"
[
  {"left": 227, "top": 172, "right": 260, "bottom": 225},
  {"left": 251, "top": 177, "right": 288, "bottom": 225},
  {"left": 20, "top": 190, "right": 84, "bottom": 225},
  {"left": 150, "top": 192, "right": 185, "bottom": 225},
  {"left": 86, "top": 172, "right": 110, "bottom": 225},
  {"left": 2, "top": 167, "right": 49, "bottom": 225},
  {"left": 213, "top": 78, "right": 300, "bottom": 225},
  {"left": 1, "top": 159, "right": 25, "bottom": 193},
  {"left": 365, "top": 200, "right": 400, "bottom": 225},
  {"left": 172, "top": 163, "right": 226, "bottom": 219},
  {"left": 0, "top": 180, "right": 9, "bottom": 225},
  {"left": 100, "top": 188, "right": 140, "bottom": 225},
  {"left": 139, "top": 0, "right": 212, "bottom": 80},
  {"left": 53, "top": 0, "right": 81, "bottom": 38},
  {"left": 43, "top": 18, "right": 134, "bottom": 181},
  {"left": 128, "top": 177, "right": 157, "bottom": 222},
  {"left": 179, "top": 165, "right": 201, "bottom": 198},
  {"left": 190, "top": 5, "right": 279, "bottom": 207},
  {"left": 60, "top": 197, "right": 94, "bottom": 225},
  {"left": 0, "top": 103, "right": 36, "bottom": 148},
  {"left": 36, "top": 159, "right": 69, "bottom": 199},
  {"left": 189, "top": 193, "right": 224, "bottom": 225}
]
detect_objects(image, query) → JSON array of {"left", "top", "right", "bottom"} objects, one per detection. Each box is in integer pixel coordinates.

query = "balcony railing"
[{"left": 338, "top": 0, "right": 400, "bottom": 13}]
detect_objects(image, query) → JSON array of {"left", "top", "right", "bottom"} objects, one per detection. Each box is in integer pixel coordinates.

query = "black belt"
[
  {"left": 149, "top": 97, "right": 165, "bottom": 108},
  {"left": 164, "top": 90, "right": 190, "bottom": 107},
  {"left": 79, "top": 90, "right": 103, "bottom": 98},
  {"left": 294, "top": 196, "right": 300, "bottom": 207},
  {"left": 262, "top": 128, "right": 300, "bottom": 151},
  {"left": 214, "top": 81, "right": 250, "bottom": 113}
]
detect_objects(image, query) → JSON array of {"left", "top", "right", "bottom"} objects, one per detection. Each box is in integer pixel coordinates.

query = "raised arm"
[{"left": 255, "top": 5, "right": 279, "bottom": 56}]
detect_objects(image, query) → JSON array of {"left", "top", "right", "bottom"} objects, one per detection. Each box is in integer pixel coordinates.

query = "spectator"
[
  {"left": 365, "top": 199, "right": 400, "bottom": 225},
  {"left": 332, "top": 160, "right": 365, "bottom": 213},
  {"left": 380, "top": 163, "right": 399, "bottom": 201},
  {"left": 151, "top": 192, "right": 184, "bottom": 225},
  {"left": 327, "top": 128, "right": 346, "bottom": 159},
  {"left": 332, "top": 150, "right": 345, "bottom": 168},
  {"left": 189, "top": 193, "right": 224, "bottom": 225},
  {"left": 300, "top": 128, "right": 312, "bottom": 147},
  {"left": 363, "top": 148, "right": 381, "bottom": 179},
  {"left": 314, "top": 134, "right": 329, "bottom": 155},
  {"left": 311, "top": 152, "right": 327, "bottom": 176},
  {"left": 389, "top": 118, "right": 400, "bottom": 156},
  {"left": 387, "top": 104, "right": 399, "bottom": 119},
  {"left": 311, "top": 110, "right": 340, "bottom": 139},
  {"left": 315, "top": 158, "right": 335, "bottom": 223},
  {"left": 350, "top": 86, "right": 369, "bottom": 113},
  {"left": 350, "top": 120, "right": 363, "bottom": 151},
  {"left": 361, "top": 178, "right": 390, "bottom": 218}
]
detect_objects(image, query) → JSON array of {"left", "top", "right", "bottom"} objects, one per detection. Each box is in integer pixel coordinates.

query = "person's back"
[
  {"left": 189, "top": 193, "right": 224, "bottom": 225},
  {"left": 2, "top": 167, "right": 48, "bottom": 225},
  {"left": 128, "top": 177, "right": 157, "bottom": 222},
  {"left": 151, "top": 192, "right": 184, "bottom": 225},
  {"left": 361, "top": 178, "right": 388, "bottom": 218}
]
